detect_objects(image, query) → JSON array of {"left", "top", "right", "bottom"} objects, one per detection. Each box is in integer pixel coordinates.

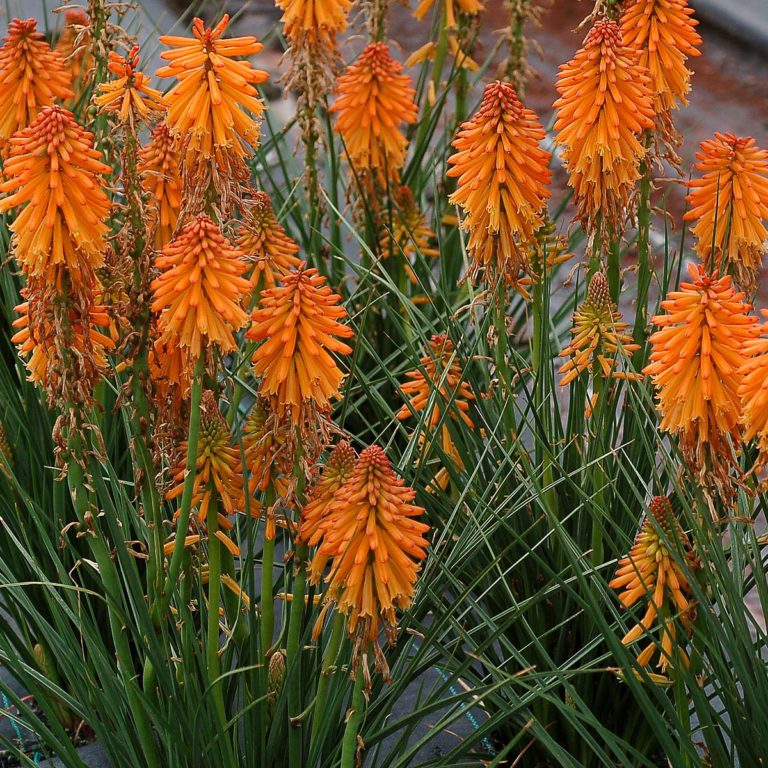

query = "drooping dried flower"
[
  {"left": 738, "top": 311, "right": 768, "bottom": 476},
  {"left": 0, "top": 19, "right": 73, "bottom": 145},
  {"left": 138, "top": 122, "right": 183, "bottom": 250},
  {"left": 553, "top": 19, "right": 655, "bottom": 236},
  {"left": 247, "top": 264, "right": 354, "bottom": 424},
  {"left": 236, "top": 193, "right": 302, "bottom": 293},
  {"left": 94, "top": 45, "right": 166, "bottom": 125},
  {"left": 157, "top": 15, "right": 268, "bottom": 167},
  {"left": 448, "top": 81, "right": 551, "bottom": 286},
  {"left": 397, "top": 335, "right": 475, "bottom": 490},
  {"left": 610, "top": 496, "right": 698, "bottom": 674},
  {"left": 644, "top": 263, "right": 757, "bottom": 493},
  {"left": 311, "top": 445, "right": 429, "bottom": 680},
  {"left": 55, "top": 10, "right": 92, "bottom": 84},
  {"left": 243, "top": 402, "right": 292, "bottom": 499},
  {"left": 166, "top": 391, "right": 245, "bottom": 521},
  {"left": 559, "top": 272, "right": 641, "bottom": 386},
  {"left": 150, "top": 216, "right": 252, "bottom": 359},
  {"left": 0, "top": 106, "right": 111, "bottom": 285},
  {"left": 684, "top": 133, "right": 768, "bottom": 291},
  {"left": 331, "top": 42, "right": 418, "bottom": 183}
]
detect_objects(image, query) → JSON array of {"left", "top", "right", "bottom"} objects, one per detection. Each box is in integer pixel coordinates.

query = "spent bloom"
[
  {"left": 0, "top": 106, "right": 111, "bottom": 285},
  {"left": 684, "top": 133, "right": 768, "bottom": 291},
  {"left": 138, "top": 122, "right": 183, "bottom": 250},
  {"left": 0, "top": 18, "right": 73, "bottom": 145},
  {"left": 157, "top": 15, "right": 268, "bottom": 164},
  {"left": 644, "top": 263, "right": 756, "bottom": 492},
  {"left": 448, "top": 81, "right": 551, "bottom": 286},
  {"left": 236, "top": 193, "right": 302, "bottom": 292},
  {"left": 553, "top": 19, "right": 655, "bottom": 236},
  {"left": 150, "top": 216, "right": 252, "bottom": 359},
  {"left": 247, "top": 265, "right": 354, "bottom": 423},
  {"left": 94, "top": 46, "right": 166, "bottom": 124},
  {"left": 610, "top": 496, "right": 698, "bottom": 673},
  {"left": 55, "top": 10, "right": 91, "bottom": 84},
  {"left": 558, "top": 272, "right": 640, "bottom": 386},
  {"left": 332, "top": 43, "right": 418, "bottom": 182},
  {"left": 310, "top": 446, "right": 429, "bottom": 679},
  {"left": 243, "top": 402, "right": 292, "bottom": 499}
]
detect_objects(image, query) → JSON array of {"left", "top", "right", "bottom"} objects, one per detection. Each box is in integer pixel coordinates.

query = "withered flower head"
[
  {"left": 558, "top": 272, "right": 640, "bottom": 386},
  {"left": 150, "top": 215, "right": 252, "bottom": 359},
  {"left": 94, "top": 45, "right": 166, "bottom": 124},
  {"left": 55, "top": 10, "right": 92, "bottom": 84},
  {"left": 609, "top": 496, "right": 698, "bottom": 674},
  {"left": 236, "top": 192, "right": 302, "bottom": 292},
  {"left": 243, "top": 401, "right": 293, "bottom": 499},
  {"left": 644, "top": 263, "right": 757, "bottom": 493},
  {"left": 138, "top": 122, "right": 183, "bottom": 250},
  {"left": 246, "top": 264, "right": 354, "bottom": 423},
  {"left": 0, "top": 106, "right": 111, "bottom": 285},
  {"left": 0, "top": 18, "right": 73, "bottom": 144},
  {"left": 553, "top": 19, "right": 655, "bottom": 236},
  {"left": 331, "top": 42, "right": 418, "bottom": 183},
  {"left": 684, "top": 133, "right": 768, "bottom": 291},
  {"left": 448, "top": 81, "right": 551, "bottom": 286}
]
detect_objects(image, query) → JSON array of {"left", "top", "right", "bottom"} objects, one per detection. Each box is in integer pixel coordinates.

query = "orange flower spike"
[
  {"left": 609, "top": 496, "right": 698, "bottom": 673},
  {"left": 277, "top": 0, "right": 352, "bottom": 44},
  {"left": 247, "top": 264, "right": 354, "bottom": 421},
  {"left": 313, "top": 446, "right": 429, "bottom": 647},
  {"left": 94, "top": 46, "right": 166, "bottom": 123},
  {"left": 0, "top": 19, "right": 73, "bottom": 144},
  {"left": 157, "top": 15, "right": 268, "bottom": 160},
  {"left": 236, "top": 192, "right": 301, "bottom": 292},
  {"left": 644, "top": 263, "right": 757, "bottom": 485},
  {"left": 553, "top": 19, "right": 655, "bottom": 234},
  {"left": 739, "top": 311, "right": 768, "bottom": 474},
  {"left": 620, "top": 0, "right": 701, "bottom": 115},
  {"left": 331, "top": 43, "right": 418, "bottom": 182},
  {"left": 150, "top": 216, "right": 252, "bottom": 358},
  {"left": 684, "top": 133, "right": 768, "bottom": 290},
  {"left": 0, "top": 106, "right": 111, "bottom": 283},
  {"left": 138, "top": 123, "right": 183, "bottom": 250},
  {"left": 558, "top": 272, "right": 641, "bottom": 386},
  {"left": 447, "top": 81, "right": 551, "bottom": 285}
]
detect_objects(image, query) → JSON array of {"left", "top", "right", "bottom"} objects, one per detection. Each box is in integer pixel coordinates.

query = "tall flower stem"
[
  {"left": 309, "top": 611, "right": 345, "bottom": 753},
  {"left": 493, "top": 290, "right": 517, "bottom": 441},
  {"left": 590, "top": 369, "right": 607, "bottom": 568},
  {"left": 340, "top": 670, "right": 366, "bottom": 768},
  {"left": 260, "top": 487, "right": 277, "bottom": 662},
  {"left": 154, "top": 353, "right": 205, "bottom": 621},
  {"left": 287, "top": 541, "right": 309, "bottom": 768},
  {"left": 633, "top": 145, "right": 652, "bottom": 354}
]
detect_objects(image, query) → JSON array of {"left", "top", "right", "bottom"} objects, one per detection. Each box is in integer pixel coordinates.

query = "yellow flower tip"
[
  {"left": 150, "top": 215, "right": 252, "bottom": 358},
  {"left": 311, "top": 444, "right": 430, "bottom": 651},
  {"left": 558, "top": 272, "right": 640, "bottom": 387},
  {"left": 553, "top": 18, "right": 655, "bottom": 235},
  {"left": 684, "top": 133, "right": 768, "bottom": 291},
  {"left": 157, "top": 14, "right": 268, "bottom": 163},
  {"left": 138, "top": 122, "right": 183, "bottom": 250},
  {"left": 0, "top": 18, "right": 73, "bottom": 144},
  {"left": 94, "top": 45, "right": 166, "bottom": 122},
  {"left": 0, "top": 105, "right": 111, "bottom": 285},
  {"left": 448, "top": 81, "right": 551, "bottom": 286},
  {"left": 246, "top": 264, "right": 354, "bottom": 423},
  {"left": 405, "top": 42, "right": 437, "bottom": 68},
  {"left": 332, "top": 42, "right": 418, "bottom": 182},
  {"left": 644, "top": 263, "right": 758, "bottom": 490},
  {"left": 277, "top": 0, "right": 352, "bottom": 43},
  {"left": 236, "top": 192, "right": 301, "bottom": 291}
]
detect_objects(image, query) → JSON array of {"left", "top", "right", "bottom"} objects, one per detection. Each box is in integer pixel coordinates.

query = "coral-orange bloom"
[
  {"left": 0, "top": 19, "right": 72, "bottom": 144},
  {"left": 94, "top": 45, "right": 166, "bottom": 123},
  {"left": 620, "top": 0, "right": 701, "bottom": 115},
  {"left": 138, "top": 122, "right": 183, "bottom": 250},
  {"left": 684, "top": 133, "right": 768, "bottom": 290},
  {"left": 448, "top": 81, "right": 551, "bottom": 284},
  {"left": 644, "top": 263, "right": 757, "bottom": 486},
  {"left": 0, "top": 106, "right": 111, "bottom": 284},
  {"left": 609, "top": 496, "right": 697, "bottom": 673},
  {"left": 553, "top": 19, "right": 655, "bottom": 234},
  {"left": 311, "top": 445, "right": 429, "bottom": 647},
  {"left": 738, "top": 310, "right": 768, "bottom": 474},
  {"left": 247, "top": 265, "right": 354, "bottom": 421},
  {"left": 236, "top": 192, "right": 301, "bottom": 292},
  {"left": 150, "top": 216, "right": 252, "bottom": 357},
  {"left": 277, "top": 0, "right": 352, "bottom": 44},
  {"left": 157, "top": 15, "right": 268, "bottom": 162},
  {"left": 331, "top": 43, "right": 418, "bottom": 182}
]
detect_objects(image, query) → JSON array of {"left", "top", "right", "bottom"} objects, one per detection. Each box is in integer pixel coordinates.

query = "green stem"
[
  {"left": 492, "top": 291, "right": 516, "bottom": 441},
  {"left": 340, "top": 671, "right": 366, "bottom": 768},
  {"left": 633, "top": 150, "right": 652, "bottom": 356},
  {"left": 287, "top": 542, "right": 309, "bottom": 768},
  {"left": 590, "top": 372, "right": 606, "bottom": 569},
  {"left": 309, "top": 611, "right": 345, "bottom": 754},
  {"left": 155, "top": 353, "right": 205, "bottom": 622},
  {"left": 260, "top": 501, "right": 276, "bottom": 662}
]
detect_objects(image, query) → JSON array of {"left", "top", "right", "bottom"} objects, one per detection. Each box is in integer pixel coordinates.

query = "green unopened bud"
[{"left": 268, "top": 649, "right": 286, "bottom": 713}]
